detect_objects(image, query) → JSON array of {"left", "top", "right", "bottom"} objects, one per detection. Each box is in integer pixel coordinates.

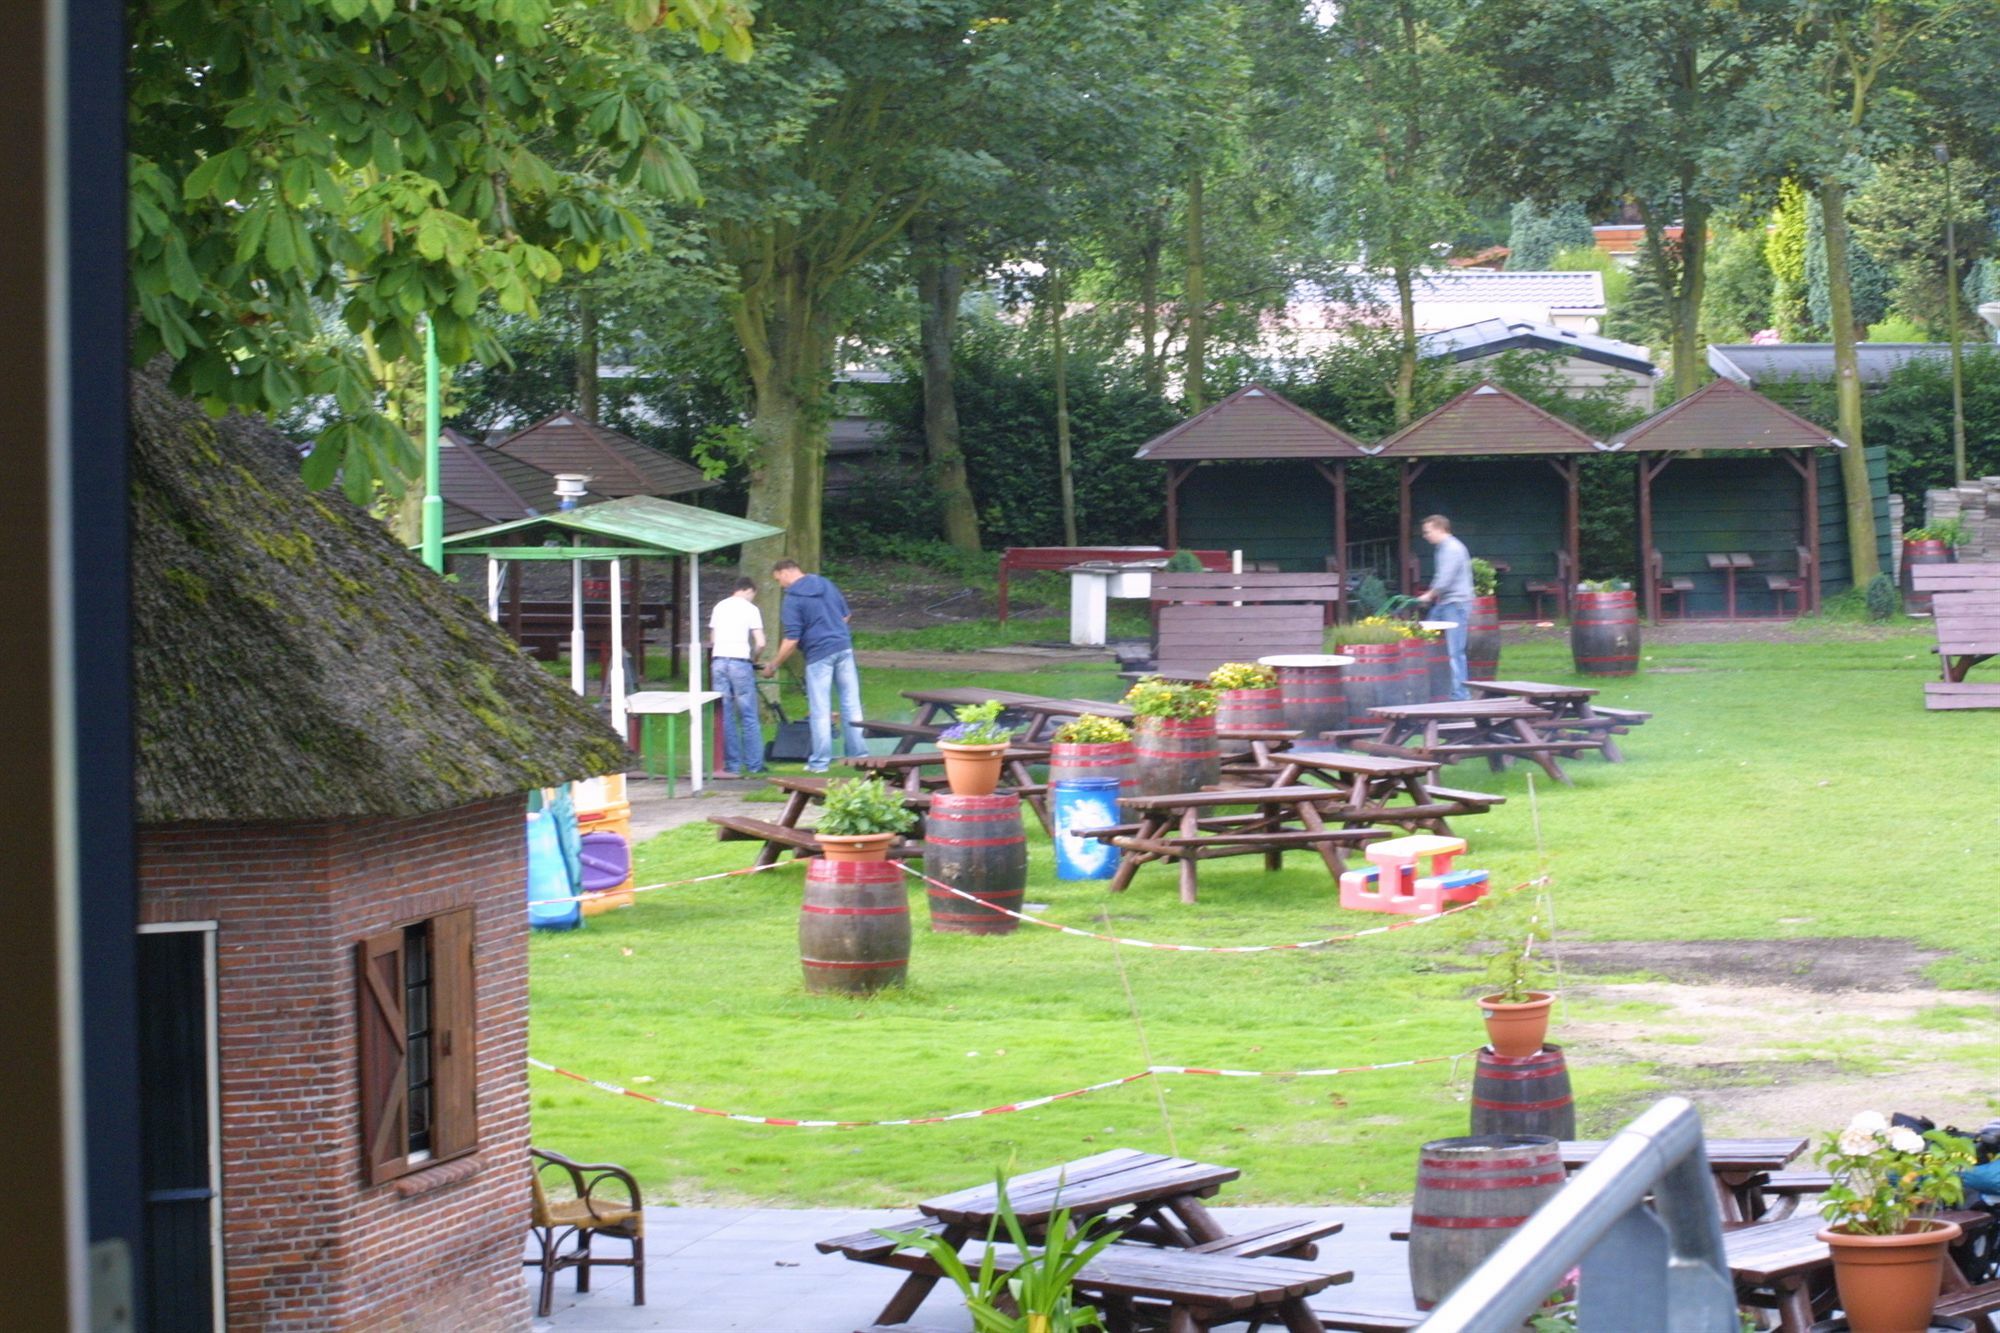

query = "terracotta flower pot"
[
  {"left": 1819, "top": 1219, "right": 1961, "bottom": 1333},
  {"left": 816, "top": 832, "right": 898, "bottom": 863},
  {"left": 1479, "top": 991, "right": 1555, "bottom": 1058},
  {"left": 938, "top": 741, "right": 1008, "bottom": 797}
]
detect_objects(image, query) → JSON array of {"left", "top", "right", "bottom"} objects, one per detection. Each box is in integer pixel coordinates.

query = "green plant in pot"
[
  {"left": 1478, "top": 906, "right": 1555, "bottom": 1057},
  {"left": 814, "top": 776, "right": 916, "bottom": 862},
  {"left": 1052, "top": 714, "right": 1130, "bottom": 746},
  {"left": 1330, "top": 615, "right": 1409, "bottom": 648},
  {"left": 1814, "top": 1111, "right": 1974, "bottom": 1333},
  {"left": 880, "top": 1173, "right": 1116, "bottom": 1333},
  {"left": 1470, "top": 557, "right": 1498, "bottom": 599},
  {"left": 1904, "top": 517, "right": 1967, "bottom": 551},
  {"left": 1122, "top": 677, "right": 1218, "bottom": 797},
  {"left": 1575, "top": 577, "right": 1630, "bottom": 594},
  {"left": 1122, "top": 676, "right": 1217, "bottom": 720},
  {"left": 1208, "top": 662, "right": 1278, "bottom": 730},
  {"left": 1208, "top": 661, "right": 1276, "bottom": 692},
  {"left": 937, "top": 700, "right": 1014, "bottom": 797}
]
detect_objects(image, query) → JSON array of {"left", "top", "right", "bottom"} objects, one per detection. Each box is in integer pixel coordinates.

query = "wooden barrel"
[
  {"left": 1901, "top": 539, "right": 1953, "bottom": 615},
  {"left": 1408, "top": 1135, "right": 1566, "bottom": 1310},
  {"left": 1397, "top": 636, "right": 1431, "bottom": 705},
  {"left": 1334, "top": 642, "right": 1404, "bottom": 729},
  {"left": 1469, "top": 1045, "right": 1577, "bottom": 1140},
  {"left": 1132, "top": 716, "right": 1220, "bottom": 797},
  {"left": 1569, "top": 590, "right": 1640, "bottom": 676},
  {"left": 1261, "top": 654, "right": 1352, "bottom": 741},
  {"left": 1419, "top": 622, "right": 1454, "bottom": 702},
  {"left": 1466, "top": 596, "right": 1501, "bottom": 680},
  {"left": 1214, "top": 686, "right": 1283, "bottom": 731},
  {"left": 1049, "top": 741, "right": 1137, "bottom": 809},
  {"left": 922, "top": 794, "right": 1027, "bottom": 935},
  {"left": 798, "top": 858, "right": 910, "bottom": 994}
]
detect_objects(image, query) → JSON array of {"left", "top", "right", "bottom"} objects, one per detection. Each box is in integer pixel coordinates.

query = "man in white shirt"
[{"left": 708, "top": 578, "right": 767, "bottom": 777}]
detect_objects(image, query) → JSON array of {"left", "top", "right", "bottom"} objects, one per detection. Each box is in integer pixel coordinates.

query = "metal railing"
[{"left": 1419, "top": 1098, "right": 1739, "bottom": 1332}]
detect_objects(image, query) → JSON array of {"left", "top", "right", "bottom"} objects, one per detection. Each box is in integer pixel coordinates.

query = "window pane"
[{"left": 403, "top": 922, "right": 435, "bottom": 1157}]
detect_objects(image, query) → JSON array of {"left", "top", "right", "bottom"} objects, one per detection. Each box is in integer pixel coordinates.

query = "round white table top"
[{"left": 1256, "top": 654, "right": 1356, "bottom": 668}]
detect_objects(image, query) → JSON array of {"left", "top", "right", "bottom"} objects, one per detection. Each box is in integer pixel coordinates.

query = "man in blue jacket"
[{"left": 762, "top": 559, "right": 870, "bottom": 772}]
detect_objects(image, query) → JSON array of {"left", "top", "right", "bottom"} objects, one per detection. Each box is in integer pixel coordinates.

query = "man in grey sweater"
[{"left": 1416, "top": 514, "right": 1474, "bottom": 700}]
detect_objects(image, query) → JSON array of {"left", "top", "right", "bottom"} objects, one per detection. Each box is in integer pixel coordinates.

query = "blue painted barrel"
[
  {"left": 526, "top": 810, "right": 581, "bottom": 930},
  {"left": 1052, "top": 779, "right": 1122, "bottom": 880}
]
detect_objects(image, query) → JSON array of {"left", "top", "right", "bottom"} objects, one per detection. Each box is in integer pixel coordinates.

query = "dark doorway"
[{"left": 138, "top": 927, "right": 220, "bottom": 1330}]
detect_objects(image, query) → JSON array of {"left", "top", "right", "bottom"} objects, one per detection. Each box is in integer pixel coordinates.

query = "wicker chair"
[{"left": 525, "top": 1147, "right": 646, "bottom": 1317}]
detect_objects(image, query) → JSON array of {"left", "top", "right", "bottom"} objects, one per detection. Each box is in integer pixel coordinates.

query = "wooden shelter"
[
  {"left": 487, "top": 411, "right": 714, "bottom": 500},
  {"left": 1612, "top": 377, "right": 1841, "bottom": 620},
  {"left": 438, "top": 426, "right": 569, "bottom": 533},
  {"left": 1135, "top": 384, "right": 1371, "bottom": 614},
  {"left": 1374, "top": 381, "right": 1609, "bottom": 616}
]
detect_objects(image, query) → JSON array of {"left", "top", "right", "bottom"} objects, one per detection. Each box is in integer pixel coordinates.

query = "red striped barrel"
[
  {"left": 1466, "top": 596, "right": 1501, "bottom": 680},
  {"left": 1470, "top": 1045, "right": 1577, "bottom": 1140},
  {"left": 1418, "top": 623, "right": 1453, "bottom": 702},
  {"left": 1214, "top": 686, "right": 1283, "bottom": 731},
  {"left": 1132, "top": 716, "right": 1219, "bottom": 797},
  {"left": 1901, "top": 539, "right": 1953, "bottom": 615},
  {"left": 1569, "top": 590, "right": 1640, "bottom": 676},
  {"left": 1048, "top": 741, "right": 1137, "bottom": 808},
  {"left": 798, "top": 858, "right": 910, "bottom": 994},
  {"left": 1263, "top": 655, "right": 1350, "bottom": 740},
  {"left": 1408, "top": 1135, "right": 1565, "bottom": 1310},
  {"left": 922, "top": 794, "right": 1027, "bottom": 935},
  {"left": 1334, "top": 642, "right": 1404, "bottom": 729},
  {"left": 1396, "top": 636, "right": 1430, "bottom": 705}
]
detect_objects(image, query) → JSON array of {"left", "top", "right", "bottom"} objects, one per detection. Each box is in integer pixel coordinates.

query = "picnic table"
[
  {"left": 1220, "top": 749, "right": 1505, "bottom": 836},
  {"left": 1724, "top": 1206, "right": 1991, "bottom": 1332},
  {"left": 895, "top": 688, "right": 1133, "bottom": 752},
  {"left": 1562, "top": 1136, "right": 1807, "bottom": 1224},
  {"left": 1707, "top": 551, "right": 1754, "bottom": 619},
  {"left": 1466, "top": 679, "right": 1650, "bottom": 763},
  {"left": 848, "top": 748, "right": 1053, "bottom": 833},
  {"left": 819, "top": 1148, "right": 1350, "bottom": 1331},
  {"left": 1350, "top": 700, "right": 1601, "bottom": 785},
  {"left": 1078, "top": 787, "right": 1392, "bottom": 903}
]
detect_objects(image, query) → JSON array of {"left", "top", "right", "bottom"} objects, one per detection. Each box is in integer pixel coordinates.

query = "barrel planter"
[
  {"left": 1469, "top": 1045, "right": 1577, "bottom": 1140},
  {"left": 922, "top": 793, "right": 1027, "bottom": 934},
  {"left": 1052, "top": 778, "right": 1123, "bottom": 881},
  {"left": 1397, "top": 635, "right": 1431, "bottom": 705},
  {"left": 1260, "top": 654, "right": 1353, "bottom": 742},
  {"left": 1408, "top": 1135, "right": 1566, "bottom": 1310},
  {"left": 1131, "top": 715, "right": 1220, "bottom": 797},
  {"left": 1333, "top": 642, "right": 1405, "bottom": 729},
  {"left": 1569, "top": 589, "right": 1640, "bottom": 677},
  {"left": 1465, "top": 596, "right": 1501, "bottom": 681},
  {"left": 1214, "top": 686, "right": 1283, "bottom": 732},
  {"left": 1419, "top": 622, "right": 1454, "bottom": 702},
  {"left": 1049, "top": 740, "right": 1137, "bottom": 811},
  {"left": 1901, "top": 538, "right": 1954, "bottom": 616},
  {"left": 798, "top": 857, "right": 910, "bottom": 995}
]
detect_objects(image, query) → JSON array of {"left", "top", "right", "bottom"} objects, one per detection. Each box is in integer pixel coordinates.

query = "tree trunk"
[
  {"left": 576, "top": 291, "right": 599, "bottom": 423},
  {"left": 1392, "top": 262, "right": 1418, "bottom": 427},
  {"left": 912, "top": 217, "right": 981, "bottom": 552},
  {"left": 1667, "top": 201, "right": 1709, "bottom": 400},
  {"left": 1818, "top": 179, "right": 1880, "bottom": 585},
  {"left": 1184, "top": 163, "right": 1207, "bottom": 413},
  {"left": 1051, "top": 269, "right": 1078, "bottom": 546},
  {"left": 1139, "top": 221, "right": 1164, "bottom": 398}
]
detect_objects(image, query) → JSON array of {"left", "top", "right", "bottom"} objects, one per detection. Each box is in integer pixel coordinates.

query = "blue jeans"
[
  {"left": 1433, "top": 600, "right": 1471, "bottom": 701},
  {"left": 712, "top": 657, "right": 764, "bottom": 773},
  {"left": 803, "top": 649, "right": 869, "bottom": 771}
]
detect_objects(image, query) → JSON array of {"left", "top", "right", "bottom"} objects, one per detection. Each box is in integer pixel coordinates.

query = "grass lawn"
[{"left": 528, "top": 622, "right": 2000, "bottom": 1208}]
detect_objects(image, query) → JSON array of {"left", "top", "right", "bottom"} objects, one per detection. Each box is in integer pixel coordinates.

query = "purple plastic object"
[{"left": 578, "top": 830, "right": 632, "bottom": 893}]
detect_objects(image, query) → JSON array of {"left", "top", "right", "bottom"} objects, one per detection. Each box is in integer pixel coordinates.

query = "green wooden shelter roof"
[{"left": 439, "top": 495, "right": 783, "bottom": 557}]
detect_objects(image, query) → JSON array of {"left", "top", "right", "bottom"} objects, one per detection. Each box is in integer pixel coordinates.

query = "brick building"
[{"left": 130, "top": 368, "right": 627, "bottom": 1330}]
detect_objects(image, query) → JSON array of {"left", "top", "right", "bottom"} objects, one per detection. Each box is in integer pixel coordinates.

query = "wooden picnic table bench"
[
  {"left": 1466, "top": 679, "right": 1649, "bottom": 763},
  {"left": 705, "top": 814, "right": 922, "bottom": 867},
  {"left": 1914, "top": 563, "right": 2000, "bottom": 709},
  {"left": 847, "top": 748, "right": 1054, "bottom": 832},
  {"left": 1354, "top": 700, "right": 1600, "bottom": 785},
  {"left": 1077, "top": 786, "right": 1392, "bottom": 903},
  {"left": 896, "top": 689, "right": 1133, "bottom": 749},
  {"left": 1218, "top": 750, "right": 1504, "bottom": 836},
  {"left": 1563, "top": 1136, "right": 1807, "bottom": 1224}
]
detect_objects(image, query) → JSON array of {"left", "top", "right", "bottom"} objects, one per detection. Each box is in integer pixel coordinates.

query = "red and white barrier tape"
[
  {"left": 526, "top": 1051, "right": 1473, "bottom": 1128},
  {"left": 537, "top": 856, "right": 804, "bottom": 907},
  {"left": 900, "top": 863, "right": 1536, "bottom": 953}
]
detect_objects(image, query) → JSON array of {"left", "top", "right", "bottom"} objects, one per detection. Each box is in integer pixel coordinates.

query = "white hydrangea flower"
[
  {"left": 1839, "top": 1126, "right": 1880, "bottom": 1155},
  {"left": 1850, "top": 1111, "right": 1889, "bottom": 1135},
  {"left": 1890, "top": 1127, "right": 1926, "bottom": 1154}
]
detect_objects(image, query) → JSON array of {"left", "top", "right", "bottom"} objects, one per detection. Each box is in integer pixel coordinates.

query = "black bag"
[
  {"left": 1893, "top": 1111, "right": 2000, "bottom": 1283},
  {"left": 761, "top": 681, "right": 814, "bottom": 763}
]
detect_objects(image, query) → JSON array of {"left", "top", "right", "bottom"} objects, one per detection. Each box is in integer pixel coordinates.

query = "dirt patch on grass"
[{"left": 1558, "top": 937, "right": 1949, "bottom": 993}]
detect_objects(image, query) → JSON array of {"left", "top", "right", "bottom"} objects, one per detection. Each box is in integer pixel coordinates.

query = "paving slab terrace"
[{"left": 531, "top": 1204, "right": 1414, "bottom": 1332}]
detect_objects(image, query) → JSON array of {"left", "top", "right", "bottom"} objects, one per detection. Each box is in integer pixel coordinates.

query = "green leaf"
[{"left": 302, "top": 427, "right": 345, "bottom": 491}]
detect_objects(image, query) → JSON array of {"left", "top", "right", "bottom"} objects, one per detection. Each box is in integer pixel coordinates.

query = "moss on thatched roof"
[{"left": 132, "top": 366, "right": 630, "bottom": 824}]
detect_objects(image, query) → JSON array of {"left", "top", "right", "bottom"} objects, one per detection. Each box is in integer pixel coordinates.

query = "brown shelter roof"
[
  {"left": 489, "top": 412, "right": 714, "bottom": 499},
  {"left": 1373, "top": 381, "right": 1604, "bottom": 456},
  {"left": 1134, "top": 384, "right": 1370, "bottom": 461},
  {"left": 439, "top": 427, "right": 560, "bottom": 531},
  {"left": 1611, "top": 377, "right": 1842, "bottom": 452}
]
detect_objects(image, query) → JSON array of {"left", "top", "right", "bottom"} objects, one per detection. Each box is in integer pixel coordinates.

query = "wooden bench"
[
  {"left": 1763, "top": 546, "right": 1815, "bottom": 617},
  {"left": 1935, "top": 1278, "right": 2000, "bottom": 1333},
  {"left": 996, "top": 546, "right": 1228, "bottom": 622},
  {"left": 1313, "top": 1295, "right": 1425, "bottom": 1332},
  {"left": 1151, "top": 572, "right": 1343, "bottom": 679},
  {"left": 1650, "top": 547, "right": 1694, "bottom": 620},
  {"left": 1913, "top": 563, "right": 2000, "bottom": 709},
  {"left": 707, "top": 814, "right": 919, "bottom": 867}
]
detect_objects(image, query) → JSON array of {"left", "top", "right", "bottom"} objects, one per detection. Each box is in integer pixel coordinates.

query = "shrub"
[
  {"left": 817, "top": 777, "right": 917, "bottom": 836},
  {"left": 1865, "top": 572, "right": 1900, "bottom": 620},
  {"left": 1052, "top": 714, "right": 1131, "bottom": 745},
  {"left": 1163, "top": 549, "right": 1205, "bottom": 572},
  {"left": 1331, "top": 618, "right": 1408, "bottom": 647},
  {"left": 1470, "top": 558, "right": 1498, "bottom": 598},
  {"left": 1122, "top": 677, "right": 1217, "bottom": 720},
  {"left": 1349, "top": 573, "right": 1390, "bottom": 618},
  {"left": 1208, "top": 662, "right": 1276, "bottom": 691}
]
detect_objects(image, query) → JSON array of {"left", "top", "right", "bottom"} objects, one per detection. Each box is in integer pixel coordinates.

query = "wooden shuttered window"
[{"left": 355, "top": 908, "right": 477, "bottom": 1184}]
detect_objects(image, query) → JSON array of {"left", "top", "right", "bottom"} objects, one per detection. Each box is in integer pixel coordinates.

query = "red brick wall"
[{"left": 139, "top": 796, "right": 533, "bottom": 1331}]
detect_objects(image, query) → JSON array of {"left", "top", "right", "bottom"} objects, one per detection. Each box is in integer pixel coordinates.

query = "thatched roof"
[{"left": 132, "top": 366, "right": 630, "bottom": 824}]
